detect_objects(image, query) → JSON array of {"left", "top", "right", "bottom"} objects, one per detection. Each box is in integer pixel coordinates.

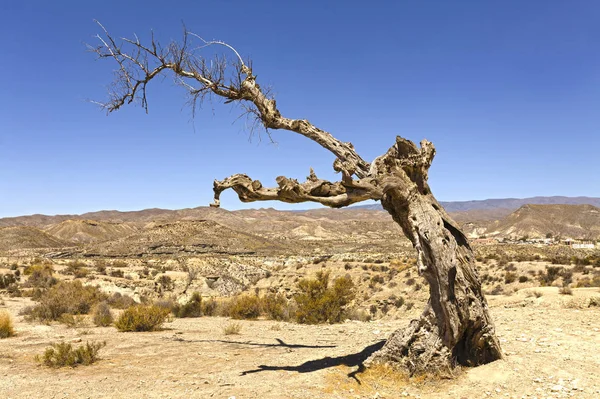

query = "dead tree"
[{"left": 90, "top": 23, "right": 502, "bottom": 374}]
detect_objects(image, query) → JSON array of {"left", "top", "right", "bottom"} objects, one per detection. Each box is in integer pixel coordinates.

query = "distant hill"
[
  {"left": 440, "top": 196, "right": 600, "bottom": 212},
  {"left": 484, "top": 204, "right": 600, "bottom": 240},
  {"left": 44, "top": 220, "right": 139, "bottom": 244},
  {"left": 81, "top": 220, "right": 290, "bottom": 257},
  {"left": 0, "top": 226, "right": 71, "bottom": 251},
  {"left": 355, "top": 196, "right": 600, "bottom": 214},
  {"left": 1, "top": 197, "right": 599, "bottom": 255}
]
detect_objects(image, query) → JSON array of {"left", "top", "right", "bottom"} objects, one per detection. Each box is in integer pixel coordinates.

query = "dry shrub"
[
  {"left": 92, "top": 302, "right": 113, "bottom": 326},
  {"left": 525, "top": 290, "right": 543, "bottom": 298},
  {"left": 114, "top": 305, "right": 169, "bottom": 332},
  {"left": 25, "top": 281, "right": 106, "bottom": 322},
  {"left": 37, "top": 341, "right": 106, "bottom": 368},
  {"left": 59, "top": 313, "right": 88, "bottom": 328},
  {"left": 228, "top": 294, "right": 261, "bottom": 320},
  {"left": 0, "top": 310, "right": 15, "bottom": 338},
  {"left": 173, "top": 292, "right": 203, "bottom": 318},
  {"left": 294, "top": 271, "right": 356, "bottom": 324},
  {"left": 223, "top": 321, "right": 242, "bottom": 335},
  {"left": 201, "top": 298, "right": 218, "bottom": 316},
  {"left": 589, "top": 297, "right": 600, "bottom": 307},
  {"left": 559, "top": 286, "right": 573, "bottom": 295},
  {"left": 261, "top": 293, "right": 290, "bottom": 321},
  {"left": 106, "top": 292, "right": 136, "bottom": 309},
  {"left": 24, "top": 264, "right": 57, "bottom": 289},
  {"left": 504, "top": 272, "right": 517, "bottom": 284}
]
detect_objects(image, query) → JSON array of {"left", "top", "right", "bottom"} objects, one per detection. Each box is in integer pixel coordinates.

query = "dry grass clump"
[
  {"left": 559, "top": 286, "right": 573, "bottom": 295},
  {"left": 24, "top": 280, "right": 106, "bottom": 322},
  {"left": 588, "top": 297, "right": 600, "bottom": 307},
  {"left": 0, "top": 310, "right": 15, "bottom": 338},
  {"left": 92, "top": 302, "right": 113, "bottom": 326},
  {"left": 114, "top": 305, "right": 170, "bottom": 332},
  {"left": 295, "top": 271, "right": 355, "bottom": 324},
  {"left": 525, "top": 290, "right": 543, "bottom": 298},
  {"left": 37, "top": 341, "right": 106, "bottom": 368},
  {"left": 223, "top": 321, "right": 242, "bottom": 335}
]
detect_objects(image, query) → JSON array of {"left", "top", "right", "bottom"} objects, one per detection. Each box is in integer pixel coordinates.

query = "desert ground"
[
  {"left": 2, "top": 283, "right": 600, "bottom": 398},
  {"left": 1, "top": 204, "right": 600, "bottom": 398}
]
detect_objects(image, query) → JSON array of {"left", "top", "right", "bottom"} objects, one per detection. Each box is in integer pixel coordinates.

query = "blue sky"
[{"left": 1, "top": 1, "right": 599, "bottom": 217}]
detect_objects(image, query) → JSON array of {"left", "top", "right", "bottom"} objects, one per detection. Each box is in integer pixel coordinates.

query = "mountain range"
[{"left": 0, "top": 196, "right": 599, "bottom": 256}]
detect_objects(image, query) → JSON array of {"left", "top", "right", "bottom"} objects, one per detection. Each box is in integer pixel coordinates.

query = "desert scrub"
[
  {"left": 261, "top": 293, "right": 290, "bottom": 321},
  {"left": 92, "top": 302, "right": 113, "bottom": 326},
  {"left": 106, "top": 292, "right": 136, "bottom": 309},
  {"left": 294, "top": 271, "right": 356, "bottom": 324},
  {"left": 115, "top": 305, "right": 170, "bottom": 332},
  {"left": 173, "top": 292, "right": 203, "bottom": 318},
  {"left": 0, "top": 310, "right": 15, "bottom": 338},
  {"left": 228, "top": 294, "right": 261, "bottom": 320},
  {"left": 37, "top": 341, "right": 106, "bottom": 368},
  {"left": 25, "top": 280, "right": 106, "bottom": 322},
  {"left": 223, "top": 321, "right": 242, "bottom": 335}
]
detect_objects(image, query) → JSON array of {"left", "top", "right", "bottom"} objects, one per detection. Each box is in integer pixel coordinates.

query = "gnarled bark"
[{"left": 92, "top": 24, "right": 502, "bottom": 375}]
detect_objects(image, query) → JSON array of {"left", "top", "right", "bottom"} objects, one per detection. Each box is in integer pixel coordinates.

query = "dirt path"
[{"left": 2, "top": 288, "right": 600, "bottom": 398}]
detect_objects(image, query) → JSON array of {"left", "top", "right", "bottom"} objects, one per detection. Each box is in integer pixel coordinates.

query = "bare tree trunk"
[{"left": 367, "top": 169, "right": 502, "bottom": 374}]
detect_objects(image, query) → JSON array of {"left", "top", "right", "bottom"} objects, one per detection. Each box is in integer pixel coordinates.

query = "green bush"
[
  {"left": 173, "top": 292, "right": 203, "bottom": 318},
  {"left": 26, "top": 281, "right": 106, "bottom": 322},
  {"left": 294, "top": 272, "right": 356, "bottom": 324},
  {"left": 0, "top": 310, "right": 15, "bottom": 338},
  {"left": 92, "top": 302, "right": 113, "bottom": 326},
  {"left": 114, "top": 305, "right": 170, "bottom": 332},
  {"left": 228, "top": 294, "right": 261, "bottom": 320},
  {"left": 37, "top": 341, "right": 106, "bottom": 368}
]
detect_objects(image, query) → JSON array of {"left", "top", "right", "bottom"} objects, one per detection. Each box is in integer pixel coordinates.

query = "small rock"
[{"left": 550, "top": 385, "right": 563, "bottom": 392}]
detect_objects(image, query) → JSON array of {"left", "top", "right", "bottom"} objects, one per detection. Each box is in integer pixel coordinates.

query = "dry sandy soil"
[{"left": 1, "top": 288, "right": 600, "bottom": 399}]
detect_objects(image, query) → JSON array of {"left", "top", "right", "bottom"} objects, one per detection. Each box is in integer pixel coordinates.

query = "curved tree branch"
[
  {"left": 211, "top": 169, "right": 382, "bottom": 209},
  {"left": 90, "top": 22, "right": 370, "bottom": 178}
]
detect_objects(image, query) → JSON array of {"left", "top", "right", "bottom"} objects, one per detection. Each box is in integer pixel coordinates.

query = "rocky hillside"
[
  {"left": 0, "top": 226, "right": 71, "bottom": 251},
  {"left": 79, "top": 220, "right": 290, "bottom": 257},
  {"left": 1, "top": 202, "right": 599, "bottom": 256},
  {"left": 44, "top": 219, "right": 139, "bottom": 244}
]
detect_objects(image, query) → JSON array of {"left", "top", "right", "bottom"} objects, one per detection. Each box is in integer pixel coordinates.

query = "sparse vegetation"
[
  {"left": 558, "top": 286, "right": 573, "bottom": 295},
  {"left": 106, "top": 292, "right": 136, "bottom": 309},
  {"left": 294, "top": 271, "right": 356, "bottom": 324},
  {"left": 223, "top": 321, "right": 242, "bottom": 335},
  {"left": 114, "top": 305, "right": 170, "bottom": 332},
  {"left": 25, "top": 280, "right": 106, "bottom": 322},
  {"left": 37, "top": 341, "right": 106, "bottom": 368},
  {"left": 0, "top": 310, "right": 15, "bottom": 338},
  {"left": 173, "top": 292, "right": 203, "bottom": 318},
  {"left": 92, "top": 301, "right": 113, "bottom": 326},
  {"left": 228, "top": 294, "right": 261, "bottom": 320}
]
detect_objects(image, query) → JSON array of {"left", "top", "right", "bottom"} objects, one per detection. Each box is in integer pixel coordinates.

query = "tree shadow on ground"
[
  {"left": 168, "top": 336, "right": 336, "bottom": 349},
  {"left": 240, "top": 340, "right": 386, "bottom": 382}
]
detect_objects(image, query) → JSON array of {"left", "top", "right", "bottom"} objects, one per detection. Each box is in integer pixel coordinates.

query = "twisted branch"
[
  {"left": 90, "top": 22, "right": 369, "bottom": 178},
  {"left": 211, "top": 168, "right": 382, "bottom": 209}
]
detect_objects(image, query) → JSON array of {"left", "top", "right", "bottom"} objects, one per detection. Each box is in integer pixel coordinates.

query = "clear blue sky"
[{"left": 1, "top": 1, "right": 599, "bottom": 217}]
